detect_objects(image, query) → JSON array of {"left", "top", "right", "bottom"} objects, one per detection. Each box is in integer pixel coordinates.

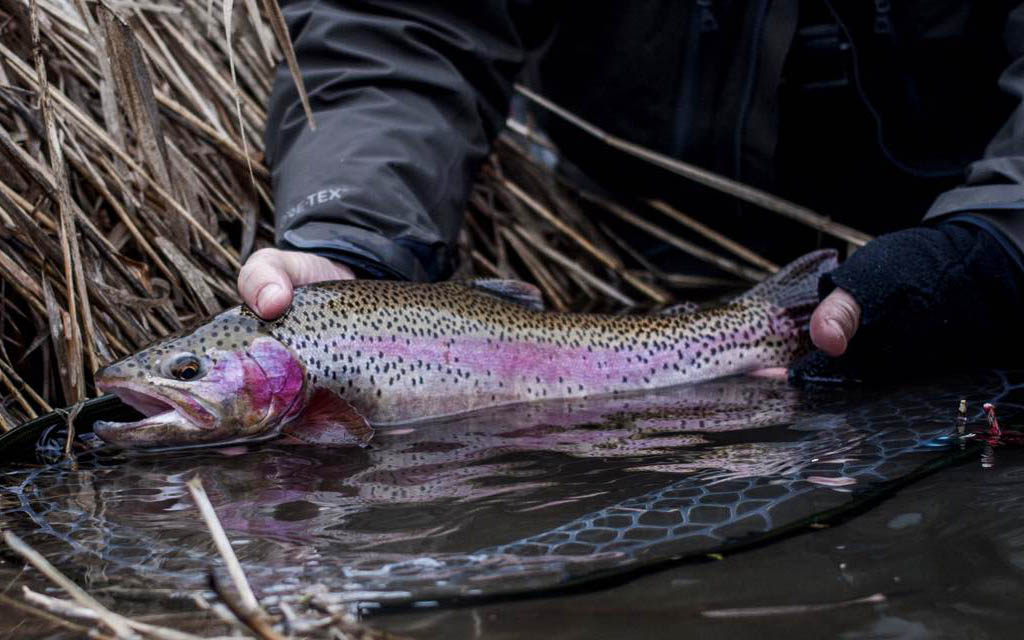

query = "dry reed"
[
  {"left": 0, "top": 2, "right": 877, "bottom": 635},
  {"left": 0, "top": 1, "right": 867, "bottom": 424}
]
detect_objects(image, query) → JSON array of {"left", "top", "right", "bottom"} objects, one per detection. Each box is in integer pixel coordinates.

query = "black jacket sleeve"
[
  {"left": 265, "top": 1, "right": 557, "bottom": 281},
  {"left": 923, "top": 4, "right": 1024, "bottom": 252},
  {"left": 790, "top": 222, "right": 1024, "bottom": 384}
]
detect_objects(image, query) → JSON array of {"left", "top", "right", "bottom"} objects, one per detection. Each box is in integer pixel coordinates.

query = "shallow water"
[
  {"left": 370, "top": 445, "right": 1024, "bottom": 640},
  {"left": 2, "top": 370, "right": 1023, "bottom": 637}
]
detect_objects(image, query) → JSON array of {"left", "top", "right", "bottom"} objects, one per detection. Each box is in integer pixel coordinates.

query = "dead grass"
[{"left": 0, "top": 0, "right": 868, "bottom": 425}]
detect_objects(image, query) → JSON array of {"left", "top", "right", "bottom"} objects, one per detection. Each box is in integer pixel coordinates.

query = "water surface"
[{"left": 1, "top": 370, "right": 1022, "bottom": 636}]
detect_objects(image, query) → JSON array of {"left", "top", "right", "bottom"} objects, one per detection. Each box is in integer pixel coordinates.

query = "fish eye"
[{"left": 164, "top": 353, "right": 205, "bottom": 381}]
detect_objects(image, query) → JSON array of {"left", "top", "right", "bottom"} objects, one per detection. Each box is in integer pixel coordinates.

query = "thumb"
[
  {"left": 810, "top": 288, "right": 861, "bottom": 357},
  {"left": 237, "top": 249, "right": 295, "bottom": 320},
  {"left": 237, "top": 248, "right": 353, "bottom": 319}
]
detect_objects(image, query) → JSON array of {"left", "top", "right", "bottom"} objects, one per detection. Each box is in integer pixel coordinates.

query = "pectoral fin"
[{"left": 282, "top": 389, "right": 373, "bottom": 446}]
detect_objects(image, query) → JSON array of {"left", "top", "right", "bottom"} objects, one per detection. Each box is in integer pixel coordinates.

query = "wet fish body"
[{"left": 93, "top": 251, "right": 837, "bottom": 448}]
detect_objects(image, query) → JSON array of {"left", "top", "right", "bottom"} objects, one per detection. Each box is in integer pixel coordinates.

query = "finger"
[
  {"left": 810, "top": 288, "right": 861, "bottom": 357},
  {"left": 277, "top": 249, "right": 355, "bottom": 286},
  {"left": 237, "top": 249, "right": 294, "bottom": 320}
]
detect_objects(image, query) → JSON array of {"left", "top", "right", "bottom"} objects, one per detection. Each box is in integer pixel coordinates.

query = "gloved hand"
[
  {"left": 791, "top": 222, "right": 1024, "bottom": 384},
  {"left": 237, "top": 248, "right": 355, "bottom": 320}
]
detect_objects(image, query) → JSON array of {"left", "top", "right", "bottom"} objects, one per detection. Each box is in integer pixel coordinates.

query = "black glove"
[{"left": 789, "top": 222, "right": 1024, "bottom": 385}]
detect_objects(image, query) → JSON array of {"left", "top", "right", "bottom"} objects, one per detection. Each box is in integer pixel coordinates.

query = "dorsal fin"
[
  {"left": 660, "top": 301, "right": 700, "bottom": 316},
  {"left": 466, "top": 279, "right": 545, "bottom": 311}
]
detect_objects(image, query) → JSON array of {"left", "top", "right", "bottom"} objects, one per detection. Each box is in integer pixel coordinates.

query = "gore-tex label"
[{"left": 285, "top": 186, "right": 351, "bottom": 219}]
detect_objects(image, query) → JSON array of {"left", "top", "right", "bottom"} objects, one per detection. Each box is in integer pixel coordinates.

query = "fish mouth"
[{"left": 93, "top": 381, "right": 218, "bottom": 447}]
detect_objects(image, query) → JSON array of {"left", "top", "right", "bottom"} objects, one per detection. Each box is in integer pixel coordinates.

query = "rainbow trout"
[{"left": 93, "top": 250, "right": 837, "bottom": 449}]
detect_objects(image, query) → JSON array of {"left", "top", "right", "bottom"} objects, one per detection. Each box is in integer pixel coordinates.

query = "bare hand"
[
  {"left": 809, "top": 288, "right": 861, "bottom": 357},
  {"left": 237, "top": 248, "right": 355, "bottom": 320}
]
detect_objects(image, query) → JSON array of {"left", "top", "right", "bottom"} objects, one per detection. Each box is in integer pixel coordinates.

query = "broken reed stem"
[
  {"left": 30, "top": 0, "right": 88, "bottom": 399},
  {"left": 646, "top": 199, "right": 780, "bottom": 273},
  {"left": 0, "top": 592, "right": 113, "bottom": 640},
  {"left": 497, "top": 175, "right": 672, "bottom": 304},
  {"left": 3, "top": 530, "right": 137, "bottom": 638},
  {"left": 471, "top": 250, "right": 503, "bottom": 277},
  {"left": 0, "top": 363, "right": 38, "bottom": 420},
  {"left": 188, "top": 476, "right": 289, "bottom": 639},
  {"left": 499, "top": 227, "right": 569, "bottom": 311},
  {"left": 22, "top": 587, "right": 217, "bottom": 640},
  {"left": 514, "top": 225, "right": 637, "bottom": 307},
  {"left": 185, "top": 477, "right": 260, "bottom": 613},
  {"left": 260, "top": 0, "right": 315, "bottom": 130},
  {"left": 63, "top": 401, "right": 81, "bottom": 458},
  {"left": 209, "top": 573, "right": 286, "bottom": 640},
  {"left": 514, "top": 83, "right": 873, "bottom": 247},
  {"left": 0, "top": 39, "right": 241, "bottom": 268},
  {"left": 580, "top": 190, "right": 769, "bottom": 283},
  {"left": 700, "top": 593, "right": 886, "bottom": 618}
]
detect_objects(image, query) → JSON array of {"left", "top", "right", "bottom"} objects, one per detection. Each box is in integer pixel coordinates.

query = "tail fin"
[{"left": 736, "top": 249, "right": 839, "bottom": 328}]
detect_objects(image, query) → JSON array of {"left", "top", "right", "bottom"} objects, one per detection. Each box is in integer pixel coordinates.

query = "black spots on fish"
[{"left": 266, "top": 281, "right": 786, "bottom": 417}]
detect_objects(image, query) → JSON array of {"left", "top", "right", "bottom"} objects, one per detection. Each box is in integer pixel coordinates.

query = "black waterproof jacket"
[{"left": 265, "top": 1, "right": 1024, "bottom": 282}]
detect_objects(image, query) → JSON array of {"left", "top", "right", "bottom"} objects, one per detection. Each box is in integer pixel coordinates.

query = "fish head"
[{"left": 93, "top": 307, "right": 306, "bottom": 449}]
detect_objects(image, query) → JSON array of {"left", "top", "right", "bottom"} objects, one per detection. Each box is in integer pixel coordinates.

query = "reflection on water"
[{"left": 2, "top": 371, "right": 1023, "bottom": 614}]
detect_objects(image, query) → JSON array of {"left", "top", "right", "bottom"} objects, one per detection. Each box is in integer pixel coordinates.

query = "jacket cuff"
[
  {"left": 280, "top": 222, "right": 432, "bottom": 282},
  {"left": 939, "top": 213, "right": 1024, "bottom": 276},
  {"left": 924, "top": 183, "right": 1024, "bottom": 270},
  {"left": 924, "top": 184, "right": 1024, "bottom": 221}
]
